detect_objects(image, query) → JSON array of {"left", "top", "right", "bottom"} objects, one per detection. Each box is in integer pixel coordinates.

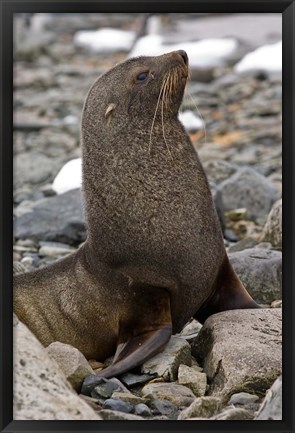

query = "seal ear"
[{"left": 105, "top": 103, "right": 116, "bottom": 124}]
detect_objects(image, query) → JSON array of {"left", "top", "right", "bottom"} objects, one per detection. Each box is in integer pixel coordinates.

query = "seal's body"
[{"left": 14, "top": 51, "right": 258, "bottom": 378}]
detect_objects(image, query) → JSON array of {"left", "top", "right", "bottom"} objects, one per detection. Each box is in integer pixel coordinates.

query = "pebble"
[
  {"left": 103, "top": 398, "right": 133, "bottom": 413},
  {"left": 228, "top": 392, "right": 260, "bottom": 406},
  {"left": 134, "top": 403, "right": 153, "bottom": 417},
  {"left": 151, "top": 399, "right": 179, "bottom": 418},
  {"left": 91, "top": 381, "right": 120, "bottom": 400},
  {"left": 81, "top": 375, "right": 120, "bottom": 397}
]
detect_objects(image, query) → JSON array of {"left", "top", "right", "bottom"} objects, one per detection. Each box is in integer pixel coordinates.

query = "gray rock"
[
  {"left": 141, "top": 336, "right": 191, "bottom": 381},
  {"left": 91, "top": 380, "right": 120, "bottom": 400},
  {"left": 212, "top": 407, "right": 254, "bottom": 420},
  {"left": 192, "top": 309, "right": 282, "bottom": 398},
  {"left": 81, "top": 375, "right": 121, "bottom": 397},
  {"left": 142, "top": 383, "right": 195, "bottom": 407},
  {"left": 255, "top": 375, "right": 282, "bottom": 420},
  {"left": 14, "top": 189, "right": 86, "bottom": 245},
  {"left": 103, "top": 398, "right": 133, "bottom": 413},
  {"left": 218, "top": 167, "right": 279, "bottom": 222},
  {"left": 151, "top": 399, "right": 179, "bottom": 418},
  {"left": 178, "top": 396, "right": 221, "bottom": 420},
  {"left": 260, "top": 199, "right": 282, "bottom": 249},
  {"left": 13, "top": 314, "right": 101, "bottom": 420},
  {"left": 46, "top": 342, "right": 94, "bottom": 391},
  {"left": 14, "top": 152, "right": 63, "bottom": 189},
  {"left": 229, "top": 248, "right": 282, "bottom": 304},
  {"left": 203, "top": 160, "right": 238, "bottom": 185},
  {"left": 178, "top": 364, "right": 207, "bottom": 397},
  {"left": 99, "top": 409, "right": 144, "bottom": 421},
  {"left": 227, "top": 237, "right": 258, "bottom": 253},
  {"left": 229, "top": 392, "right": 259, "bottom": 406},
  {"left": 134, "top": 403, "right": 152, "bottom": 417}
]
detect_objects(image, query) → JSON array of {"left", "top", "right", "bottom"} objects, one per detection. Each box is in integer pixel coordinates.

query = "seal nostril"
[{"left": 177, "top": 50, "right": 188, "bottom": 66}]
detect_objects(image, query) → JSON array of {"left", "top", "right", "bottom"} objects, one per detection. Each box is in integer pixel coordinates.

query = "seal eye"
[{"left": 137, "top": 71, "right": 149, "bottom": 82}]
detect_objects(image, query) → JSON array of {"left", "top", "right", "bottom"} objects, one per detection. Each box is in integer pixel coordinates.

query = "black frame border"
[{"left": 1, "top": 1, "right": 294, "bottom": 433}]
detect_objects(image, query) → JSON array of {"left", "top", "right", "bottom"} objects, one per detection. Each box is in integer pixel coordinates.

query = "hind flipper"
[
  {"left": 195, "top": 255, "right": 260, "bottom": 324},
  {"left": 96, "top": 289, "right": 172, "bottom": 379}
]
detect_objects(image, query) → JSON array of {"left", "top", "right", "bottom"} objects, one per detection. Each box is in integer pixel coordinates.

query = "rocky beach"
[{"left": 13, "top": 13, "right": 282, "bottom": 421}]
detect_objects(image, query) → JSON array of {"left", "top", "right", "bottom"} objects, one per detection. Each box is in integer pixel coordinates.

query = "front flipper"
[
  {"left": 195, "top": 255, "right": 260, "bottom": 324},
  {"left": 96, "top": 288, "right": 172, "bottom": 379}
]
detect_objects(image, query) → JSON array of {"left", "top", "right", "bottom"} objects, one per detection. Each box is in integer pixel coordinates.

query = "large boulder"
[
  {"left": 191, "top": 309, "right": 282, "bottom": 399},
  {"left": 14, "top": 188, "right": 86, "bottom": 245},
  {"left": 218, "top": 167, "right": 279, "bottom": 222},
  {"left": 228, "top": 248, "right": 282, "bottom": 304},
  {"left": 13, "top": 314, "right": 101, "bottom": 420}
]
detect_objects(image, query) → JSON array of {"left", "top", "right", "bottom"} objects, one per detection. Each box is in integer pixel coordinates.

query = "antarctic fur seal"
[{"left": 14, "top": 50, "right": 259, "bottom": 378}]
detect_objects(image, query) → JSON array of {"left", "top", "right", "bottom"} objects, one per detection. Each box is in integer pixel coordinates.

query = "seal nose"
[{"left": 177, "top": 50, "right": 188, "bottom": 66}]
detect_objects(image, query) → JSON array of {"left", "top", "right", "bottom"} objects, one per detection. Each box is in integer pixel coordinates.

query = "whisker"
[
  {"left": 149, "top": 77, "right": 167, "bottom": 155},
  {"left": 161, "top": 77, "right": 173, "bottom": 159},
  {"left": 186, "top": 90, "right": 207, "bottom": 147}
]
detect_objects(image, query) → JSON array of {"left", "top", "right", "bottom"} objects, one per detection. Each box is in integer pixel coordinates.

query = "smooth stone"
[
  {"left": 141, "top": 336, "right": 191, "bottom": 381},
  {"left": 103, "top": 398, "right": 133, "bottom": 413},
  {"left": 134, "top": 403, "right": 153, "bottom": 417},
  {"left": 13, "top": 314, "right": 101, "bottom": 420},
  {"left": 192, "top": 309, "right": 282, "bottom": 398},
  {"left": 46, "top": 342, "right": 94, "bottom": 391},
  {"left": 229, "top": 392, "right": 259, "bottom": 406},
  {"left": 229, "top": 248, "right": 282, "bottom": 304}
]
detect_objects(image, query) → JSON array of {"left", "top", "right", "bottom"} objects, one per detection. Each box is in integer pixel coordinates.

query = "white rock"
[
  {"left": 234, "top": 41, "right": 282, "bottom": 75},
  {"left": 52, "top": 158, "right": 82, "bottom": 195},
  {"left": 74, "top": 28, "right": 135, "bottom": 53},
  {"left": 178, "top": 110, "right": 203, "bottom": 132},
  {"left": 13, "top": 315, "right": 101, "bottom": 420}
]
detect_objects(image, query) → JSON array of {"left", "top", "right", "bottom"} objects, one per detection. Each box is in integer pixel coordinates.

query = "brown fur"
[{"left": 14, "top": 51, "right": 258, "bottom": 365}]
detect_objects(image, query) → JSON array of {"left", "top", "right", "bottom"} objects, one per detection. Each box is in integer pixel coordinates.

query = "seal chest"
[{"left": 14, "top": 50, "right": 259, "bottom": 378}]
